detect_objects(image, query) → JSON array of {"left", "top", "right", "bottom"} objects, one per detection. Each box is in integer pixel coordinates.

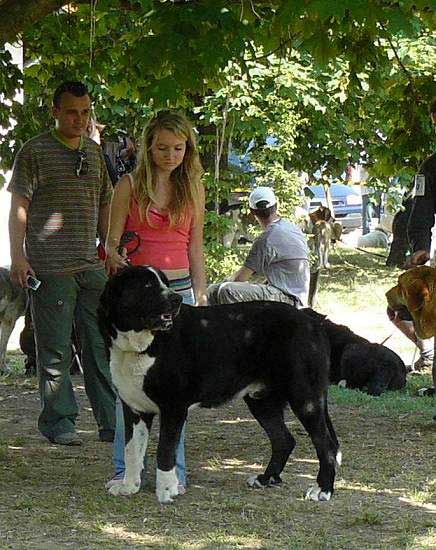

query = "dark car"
[{"left": 307, "top": 184, "right": 362, "bottom": 231}]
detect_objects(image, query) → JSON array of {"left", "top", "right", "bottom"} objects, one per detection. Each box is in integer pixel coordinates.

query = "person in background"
[
  {"left": 104, "top": 110, "right": 207, "bottom": 493},
  {"left": 208, "top": 186, "right": 310, "bottom": 308},
  {"left": 405, "top": 98, "right": 436, "bottom": 394},
  {"left": 87, "top": 117, "right": 119, "bottom": 185},
  {"left": 8, "top": 81, "right": 116, "bottom": 446},
  {"left": 361, "top": 184, "right": 373, "bottom": 235}
]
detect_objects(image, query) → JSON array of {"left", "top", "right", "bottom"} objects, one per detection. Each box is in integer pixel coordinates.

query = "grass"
[{"left": 0, "top": 245, "right": 435, "bottom": 549}]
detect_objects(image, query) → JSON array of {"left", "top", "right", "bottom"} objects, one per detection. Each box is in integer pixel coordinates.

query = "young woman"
[{"left": 105, "top": 111, "right": 207, "bottom": 491}]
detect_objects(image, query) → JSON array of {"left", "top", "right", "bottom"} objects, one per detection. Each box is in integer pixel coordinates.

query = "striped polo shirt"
[{"left": 8, "top": 131, "right": 113, "bottom": 275}]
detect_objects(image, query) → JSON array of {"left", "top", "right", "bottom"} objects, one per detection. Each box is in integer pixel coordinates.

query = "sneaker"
[
  {"left": 99, "top": 429, "right": 115, "bottom": 443},
  {"left": 48, "top": 432, "right": 82, "bottom": 446},
  {"left": 413, "top": 357, "right": 433, "bottom": 372},
  {"left": 177, "top": 484, "right": 186, "bottom": 495}
]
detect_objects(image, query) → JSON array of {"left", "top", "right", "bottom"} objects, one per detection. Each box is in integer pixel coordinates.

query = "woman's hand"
[
  {"left": 195, "top": 293, "right": 208, "bottom": 307},
  {"left": 105, "top": 246, "right": 128, "bottom": 276}
]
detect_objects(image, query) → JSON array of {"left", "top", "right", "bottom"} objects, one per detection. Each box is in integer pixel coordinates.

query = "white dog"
[{"left": 357, "top": 214, "right": 393, "bottom": 249}]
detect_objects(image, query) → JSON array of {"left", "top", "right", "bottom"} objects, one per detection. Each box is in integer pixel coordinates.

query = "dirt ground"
[{"left": 0, "top": 369, "right": 434, "bottom": 549}]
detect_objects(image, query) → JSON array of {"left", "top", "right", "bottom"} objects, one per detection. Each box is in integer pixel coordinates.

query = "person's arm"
[
  {"left": 232, "top": 265, "right": 254, "bottom": 282},
  {"left": 9, "top": 193, "right": 33, "bottom": 287},
  {"left": 407, "top": 157, "right": 436, "bottom": 266},
  {"left": 97, "top": 203, "right": 110, "bottom": 245},
  {"left": 188, "top": 185, "right": 208, "bottom": 306},
  {"left": 105, "top": 175, "right": 131, "bottom": 276}
]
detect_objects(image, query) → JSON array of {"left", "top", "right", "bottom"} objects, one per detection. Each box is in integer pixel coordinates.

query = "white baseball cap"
[{"left": 248, "top": 186, "right": 277, "bottom": 209}]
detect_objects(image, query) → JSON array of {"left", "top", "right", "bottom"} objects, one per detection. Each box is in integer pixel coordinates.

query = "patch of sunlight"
[
  {"left": 411, "top": 528, "right": 436, "bottom": 548},
  {"left": 334, "top": 480, "right": 390, "bottom": 493},
  {"left": 96, "top": 523, "right": 163, "bottom": 544},
  {"left": 8, "top": 446, "right": 24, "bottom": 450},
  {"left": 297, "top": 473, "right": 316, "bottom": 481},
  {"left": 294, "top": 457, "right": 318, "bottom": 464},
  {"left": 94, "top": 524, "right": 266, "bottom": 549},
  {"left": 204, "top": 534, "right": 266, "bottom": 549},
  {"left": 204, "top": 457, "right": 256, "bottom": 471},
  {"left": 408, "top": 479, "right": 436, "bottom": 504},
  {"left": 333, "top": 479, "right": 436, "bottom": 508},
  {"left": 399, "top": 496, "right": 436, "bottom": 513},
  {"left": 218, "top": 418, "right": 256, "bottom": 424}
]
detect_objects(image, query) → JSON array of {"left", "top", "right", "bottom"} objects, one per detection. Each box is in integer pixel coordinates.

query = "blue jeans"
[
  {"left": 112, "top": 287, "right": 195, "bottom": 486},
  {"left": 362, "top": 194, "right": 373, "bottom": 235}
]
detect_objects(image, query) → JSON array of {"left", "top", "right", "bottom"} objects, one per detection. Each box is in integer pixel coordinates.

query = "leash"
[
  {"left": 379, "top": 332, "right": 395, "bottom": 346},
  {"left": 355, "top": 247, "right": 388, "bottom": 259},
  {"left": 117, "top": 231, "right": 141, "bottom": 263}
]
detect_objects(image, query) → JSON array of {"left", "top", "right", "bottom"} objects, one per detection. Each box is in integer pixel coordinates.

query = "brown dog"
[
  {"left": 307, "top": 207, "right": 342, "bottom": 269},
  {"left": 386, "top": 266, "right": 436, "bottom": 340}
]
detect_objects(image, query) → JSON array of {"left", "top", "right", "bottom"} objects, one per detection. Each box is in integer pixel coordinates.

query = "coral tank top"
[{"left": 123, "top": 198, "right": 193, "bottom": 270}]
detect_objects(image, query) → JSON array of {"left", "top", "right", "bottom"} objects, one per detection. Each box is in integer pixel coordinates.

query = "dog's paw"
[
  {"left": 247, "top": 474, "right": 282, "bottom": 488},
  {"left": 338, "top": 379, "right": 347, "bottom": 389},
  {"left": 108, "top": 479, "right": 140, "bottom": 496},
  {"left": 305, "top": 485, "right": 332, "bottom": 502},
  {"left": 417, "top": 386, "right": 435, "bottom": 397},
  {"left": 247, "top": 475, "right": 264, "bottom": 489},
  {"left": 156, "top": 468, "right": 179, "bottom": 504},
  {"left": 0, "top": 365, "right": 11, "bottom": 376}
]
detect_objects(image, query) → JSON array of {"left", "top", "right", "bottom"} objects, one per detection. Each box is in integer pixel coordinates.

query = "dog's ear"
[
  {"left": 324, "top": 207, "right": 332, "bottom": 221},
  {"left": 156, "top": 268, "right": 170, "bottom": 288},
  {"left": 401, "top": 279, "right": 430, "bottom": 311},
  {"left": 309, "top": 211, "right": 317, "bottom": 224}
]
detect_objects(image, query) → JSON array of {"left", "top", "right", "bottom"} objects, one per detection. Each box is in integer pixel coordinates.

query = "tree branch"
[
  {"left": 378, "top": 20, "right": 413, "bottom": 86},
  {"left": 0, "top": 0, "right": 89, "bottom": 44}
]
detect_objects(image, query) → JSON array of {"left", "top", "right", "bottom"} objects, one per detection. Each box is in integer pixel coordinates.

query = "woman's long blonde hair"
[{"left": 132, "top": 110, "right": 204, "bottom": 228}]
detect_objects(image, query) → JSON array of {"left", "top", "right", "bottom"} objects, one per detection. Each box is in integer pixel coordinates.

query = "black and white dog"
[
  {"left": 303, "top": 309, "right": 407, "bottom": 395},
  {"left": 98, "top": 266, "right": 340, "bottom": 504}
]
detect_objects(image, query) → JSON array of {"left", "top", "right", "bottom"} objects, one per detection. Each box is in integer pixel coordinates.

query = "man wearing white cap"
[{"left": 208, "top": 186, "right": 310, "bottom": 307}]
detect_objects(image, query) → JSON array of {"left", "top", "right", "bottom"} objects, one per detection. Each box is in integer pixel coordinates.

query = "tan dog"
[
  {"left": 307, "top": 207, "right": 342, "bottom": 269},
  {"left": 386, "top": 266, "right": 436, "bottom": 340}
]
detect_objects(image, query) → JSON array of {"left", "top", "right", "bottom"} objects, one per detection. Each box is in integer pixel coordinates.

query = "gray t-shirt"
[{"left": 244, "top": 218, "right": 310, "bottom": 305}]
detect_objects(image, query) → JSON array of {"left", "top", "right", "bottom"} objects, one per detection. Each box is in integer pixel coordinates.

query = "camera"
[{"left": 26, "top": 274, "right": 41, "bottom": 291}]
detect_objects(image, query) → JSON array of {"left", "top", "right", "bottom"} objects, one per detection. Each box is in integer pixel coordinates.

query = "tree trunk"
[{"left": 386, "top": 198, "right": 412, "bottom": 268}]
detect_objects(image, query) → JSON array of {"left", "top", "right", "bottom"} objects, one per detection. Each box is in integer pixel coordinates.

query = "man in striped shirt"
[{"left": 8, "top": 81, "right": 116, "bottom": 446}]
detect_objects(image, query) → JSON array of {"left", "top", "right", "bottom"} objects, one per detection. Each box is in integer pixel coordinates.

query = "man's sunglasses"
[{"left": 75, "top": 150, "right": 88, "bottom": 177}]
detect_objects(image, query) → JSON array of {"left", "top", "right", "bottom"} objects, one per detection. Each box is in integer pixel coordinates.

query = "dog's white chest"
[{"left": 110, "top": 348, "right": 159, "bottom": 414}]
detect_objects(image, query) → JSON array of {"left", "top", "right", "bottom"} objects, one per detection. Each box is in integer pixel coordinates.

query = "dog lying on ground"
[
  {"left": 357, "top": 214, "right": 393, "bottom": 249},
  {"left": 98, "top": 265, "right": 340, "bottom": 504},
  {"left": 0, "top": 267, "right": 27, "bottom": 374},
  {"left": 357, "top": 227, "right": 389, "bottom": 249},
  {"left": 303, "top": 309, "right": 407, "bottom": 395}
]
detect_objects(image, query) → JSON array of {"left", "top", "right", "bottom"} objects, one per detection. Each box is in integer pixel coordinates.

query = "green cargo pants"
[{"left": 31, "top": 268, "right": 116, "bottom": 440}]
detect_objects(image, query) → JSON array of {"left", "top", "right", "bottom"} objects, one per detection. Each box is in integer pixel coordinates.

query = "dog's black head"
[{"left": 99, "top": 266, "right": 183, "bottom": 341}]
